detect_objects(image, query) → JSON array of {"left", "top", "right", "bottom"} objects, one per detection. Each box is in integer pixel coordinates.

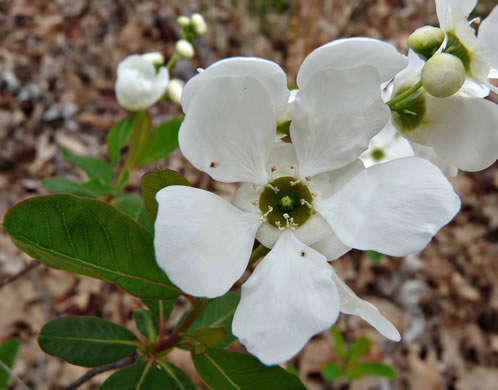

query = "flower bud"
[
  {"left": 175, "top": 39, "right": 195, "bottom": 59},
  {"left": 177, "top": 15, "right": 191, "bottom": 28},
  {"left": 407, "top": 26, "right": 445, "bottom": 61},
  {"left": 141, "top": 52, "right": 164, "bottom": 67},
  {"left": 391, "top": 80, "right": 426, "bottom": 133},
  {"left": 167, "top": 78, "right": 184, "bottom": 105},
  {"left": 191, "top": 13, "right": 207, "bottom": 35},
  {"left": 422, "top": 53, "right": 466, "bottom": 97}
]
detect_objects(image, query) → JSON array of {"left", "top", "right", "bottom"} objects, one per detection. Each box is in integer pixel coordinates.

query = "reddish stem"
[{"left": 154, "top": 310, "right": 196, "bottom": 353}]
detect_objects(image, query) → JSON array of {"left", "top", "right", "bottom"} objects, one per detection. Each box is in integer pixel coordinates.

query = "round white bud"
[
  {"left": 407, "top": 26, "right": 445, "bottom": 60},
  {"left": 167, "top": 78, "right": 184, "bottom": 105},
  {"left": 422, "top": 53, "right": 466, "bottom": 97},
  {"left": 141, "top": 52, "right": 165, "bottom": 66},
  {"left": 177, "top": 16, "right": 191, "bottom": 28},
  {"left": 175, "top": 40, "right": 195, "bottom": 59},
  {"left": 191, "top": 13, "right": 207, "bottom": 35}
]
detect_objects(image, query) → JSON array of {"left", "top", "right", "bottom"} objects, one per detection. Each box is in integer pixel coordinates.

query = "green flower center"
[
  {"left": 444, "top": 32, "right": 471, "bottom": 72},
  {"left": 371, "top": 148, "right": 385, "bottom": 161},
  {"left": 259, "top": 176, "right": 313, "bottom": 229}
]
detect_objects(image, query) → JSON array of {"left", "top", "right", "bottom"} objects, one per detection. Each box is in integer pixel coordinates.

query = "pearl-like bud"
[
  {"left": 167, "top": 78, "right": 184, "bottom": 105},
  {"left": 407, "top": 26, "right": 445, "bottom": 61},
  {"left": 175, "top": 40, "right": 195, "bottom": 59},
  {"left": 141, "top": 52, "right": 165, "bottom": 67},
  {"left": 177, "top": 16, "right": 191, "bottom": 28},
  {"left": 191, "top": 13, "right": 207, "bottom": 35},
  {"left": 422, "top": 53, "right": 466, "bottom": 97}
]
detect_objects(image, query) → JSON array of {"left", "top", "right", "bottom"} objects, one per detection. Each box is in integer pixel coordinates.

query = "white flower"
[
  {"left": 435, "top": 0, "right": 498, "bottom": 96},
  {"left": 360, "top": 125, "right": 414, "bottom": 167},
  {"left": 390, "top": 50, "right": 498, "bottom": 174},
  {"left": 115, "top": 54, "right": 169, "bottom": 111},
  {"left": 166, "top": 78, "right": 184, "bottom": 105},
  {"left": 175, "top": 40, "right": 195, "bottom": 59},
  {"left": 154, "top": 39, "right": 460, "bottom": 365}
]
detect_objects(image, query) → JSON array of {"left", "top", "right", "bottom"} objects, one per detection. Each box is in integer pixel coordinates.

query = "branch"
[
  {"left": 62, "top": 353, "right": 138, "bottom": 390},
  {"left": 0, "top": 260, "right": 40, "bottom": 289}
]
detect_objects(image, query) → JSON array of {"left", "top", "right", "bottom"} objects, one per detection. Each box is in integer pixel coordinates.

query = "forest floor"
[{"left": 1, "top": 0, "right": 497, "bottom": 389}]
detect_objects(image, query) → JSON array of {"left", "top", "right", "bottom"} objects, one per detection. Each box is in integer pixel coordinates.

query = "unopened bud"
[
  {"left": 141, "top": 52, "right": 165, "bottom": 67},
  {"left": 177, "top": 16, "right": 191, "bottom": 28},
  {"left": 191, "top": 13, "right": 207, "bottom": 35},
  {"left": 175, "top": 40, "right": 195, "bottom": 59},
  {"left": 407, "top": 26, "right": 445, "bottom": 61},
  {"left": 167, "top": 78, "right": 184, "bottom": 105},
  {"left": 422, "top": 53, "right": 466, "bottom": 97}
]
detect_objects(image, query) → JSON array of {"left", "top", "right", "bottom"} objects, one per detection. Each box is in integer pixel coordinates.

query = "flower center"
[{"left": 259, "top": 176, "right": 313, "bottom": 230}]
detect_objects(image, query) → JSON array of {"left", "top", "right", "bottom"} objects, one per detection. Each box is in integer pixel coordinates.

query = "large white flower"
[
  {"left": 390, "top": 50, "right": 498, "bottom": 174},
  {"left": 115, "top": 53, "right": 169, "bottom": 111},
  {"left": 435, "top": 0, "right": 498, "bottom": 96},
  {"left": 154, "top": 39, "right": 460, "bottom": 365}
]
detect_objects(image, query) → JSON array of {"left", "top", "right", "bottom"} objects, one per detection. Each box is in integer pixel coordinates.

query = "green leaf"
[
  {"left": 108, "top": 116, "right": 134, "bottom": 167},
  {"left": 3, "top": 194, "right": 180, "bottom": 299},
  {"left": 41, "top": 177, "right": 96, "bottom": 198},
  {"left": 347, "top": 362, "right": 396, "bottom": 380},
  {"left": 141, "top": 168, "right": 189, "bottom": 222},
  {"left": 133, "top": 309, "right": 159, "bottom": 343},
  {"left": 142, "top": 299, "right": 176, "bottom": 323},
  {"left": 128, "top": 111, "right": 152, "bottom": 167},
  {"left": 111, "top": 194, "right": 153, "bottom": 231},
  {"left": 136, "top": 118, "right": 182, "bottom": 166},
  {"left": 0, "top": 338, "right": 20, "bottom": 390},
  {"left": 329, "top": 326, "right": 346, "bottom": 361},
  {"left": 60, "top": 148, "right": 114, "bottom": 184},
  {"left": 365, "top": 250, "right": 382, "bottom": 264},
  {"left": 192, "top": 348, "right": 307, "bottom": 390},
  {"left": 188, "top": 292, "right": 240, "bottom": 348},
  {"left": 321, "top": 362, "right": 343, "bottom": 381},
  {"left": 186, "top": 326, "right": 226, "bottom": 352},
  {"left": 100, "top": 360, "right": 196, "bottom": 390},
  {"left": 38, "top": 317, "right": 138, "bottom": 367},
  {"left": 348, "top": 336, "right": 371, "bottom": 365},
  {"left": 81, "top": 178, "right": 114, "bottom": 195}
]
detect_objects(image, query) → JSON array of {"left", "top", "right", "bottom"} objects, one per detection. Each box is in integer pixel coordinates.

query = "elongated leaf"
[
  {"left": 3, "top": 195, "right": 180, "bottom": 299},
  {"left": 133, "top": 309, "right": 158, "bottom": 342},
  {"left": 347, "top": 362, "right": 396, "bottom": 379},
  {"left": 100, "top": 360, "right": 196, "bottom": 390},
  {"left": 38, "top": 317, "right": 138, "bottom": 367},
  {"left": 0, "top": 338, "right": 20, "bottom": 390},
  {"left": 142, "top": 299, "right": 176, "bottom": 322},
  {"left": 108, "top": 116, "right": 134, "bottom": 167},
  {"left": 128, "top": 111, "right": 152, "bottom": 166},
  {"left": 192, "top": 348, "right": 307, "bottom": 390},
  {"left": 136, "top": 118, "right": 182, "bottom": 166},
  {"left": 141, "top": 169, "right": 189, "bottom": 222},
  {"left": 81, "top": 178, "right": 114, "bottom": 195},
  {"left": 348, "top": 336, "right": 371, "bottom": 365},
  {"left": 322, "top": 362, "right": 343, "bottom": 381},
  {"left": 329, "top": 326, "right": 345, "bottom": 361},
  {"left": 111, "top": 194, "right": 153, "bottom": 231},
  {"left": 189, "top": 292, "right": 239, "bottom": 348},
  {"left": 60, "top": 149, "right": 114, "bottom": 184},
  {"left": 41, "top": 177, "right": 96, "bottom": 198}
]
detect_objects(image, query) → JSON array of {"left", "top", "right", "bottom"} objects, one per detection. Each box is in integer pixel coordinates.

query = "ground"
[{"left": 0, "top": 0, "right": 497, "bottom": 389}]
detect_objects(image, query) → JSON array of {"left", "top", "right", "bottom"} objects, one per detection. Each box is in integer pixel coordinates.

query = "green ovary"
[{"left": 259, "top": 176, "right": 313, "bottom": 229}]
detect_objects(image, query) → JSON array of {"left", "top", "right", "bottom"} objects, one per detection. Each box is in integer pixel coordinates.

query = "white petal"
[
  {"left": 291, "top": 67, "right": 390, "bottom": 177},
  {"left": 311, "top": 233, "right": 351, "bottom": 261},
  {"left": 436, "top": 0, "right": 477, "bottom": 30},
  {"left": 181, "top": 57, "right": 289, "bottom": 114},
  {"left": 115, "top": 55, "right": 169, "bottom": 111},
  {"left": 266, "top": 142, "right": 299, "bottom": 180},
  {"left": 232, "top": 182, "right": 263, "bottom": 215},
  {"left": 418, "top": 96, "right": 498, "bottom": 171},
  {"left": 297, "top": 38, "right": 408, "bottom": 88},
  {"left": 179, "top": 76, "right": 276, "bottom": 185},
  {"left": 154, "top": 186, "right": 261, "bottom": 298},
  {"left": 409, "top": 141, "right": 458, "bottom": 177},
  {"left": 478, "top": 6, "right": 498, "bottom": 74},
  {"left": 316, "top": 157, "right": 460, "bottom": 257},
  {"left": 233, "top": 231, "right": 339, "bottom": 365},
  {"left": 459, "top": 79, "right": 490, "bottom": 97},
  {"left": 293, "top": 213, "right": 332, "bottom": 247},
  {"left": 330, "top": 268, "right": 401, "bottom": 341}
]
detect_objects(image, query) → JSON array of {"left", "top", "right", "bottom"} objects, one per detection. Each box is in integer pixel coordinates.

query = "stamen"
[
  {"left": 290, "top": 165, "right": 296, "bottom": 169},
  {"left": 311, "top": 192, "right": 318, "bottom": 198},
  {"left": 290, "top": 180, "right": 301, "bottom": 186},
  {"left": 469, "top": 17, "right": 480, "bottom": 25},
  {"left": 305, "top": 176, "right": 311, "bottom": 181},
  {"left": 271, "top": 165, "right": 277, "bottom": 172},
  {"left": 275, "top": 221, "right": 285, "bottom": 231},
  {"left": 263, "top": 206, "right": 273, "bottom": 217},
  {"left": 311, "top": 209, "right": 317, "bottom": 215},
  {"left": 273, "top": 186, "right": 280, "bottom": 194},
  {"left": 251, "top": 200, "right": 257, "bottom": 206},
  {"left": 300, "top": 198, "right": 313, "bottom": 208},
  {"left": 253, "top": 184, "right": 259, "bottom": 190},
  {"left": 403, "top": 109, "right": 417, "bottom": 116},
  {"left": 209, "top": 162, "right": 218, "bottom": 168}
]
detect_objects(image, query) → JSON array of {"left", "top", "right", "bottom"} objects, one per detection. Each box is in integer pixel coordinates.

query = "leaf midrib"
[
  {"left": 39, "top": 334, "right": 139, "bottom": 346},
  {"left": 204, "top": 352, "right": 241, "bottom": 390}
]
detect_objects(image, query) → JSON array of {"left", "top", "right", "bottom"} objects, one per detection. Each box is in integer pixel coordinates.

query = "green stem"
[
  {"left": 386, "top": 80, "right": 423, "bottom": 110},
  {"left": 166, "top": 52, "right": 179, "bottom": 71},
  {"left": 248, "top": 244, "right": 271, "bottom": 267}
]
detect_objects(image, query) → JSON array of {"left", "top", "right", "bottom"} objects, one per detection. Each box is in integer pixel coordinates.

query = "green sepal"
[
  {"left": 0, "top": 338, "right": 20, "bottom": 390},
  {"left": 38, "top": 316, "right": 139, "bottom": 367},
  {"left": 444, "top": 32, "right": 471, "bottom": 72},
  {"left": 192, "top": 348, "right": 307, "bottom": 390},
  {"left": 276, "top": 120, "right": 291, "bottom": 137},
  {"left": 3, "top": 194, "right": 180, "bottom": 299},
  {"left": 141, "top": 168, "right": 190, "bottom": 223},
  {"left": 136, "top": 118, "right": 182, "bottom": 166},
  {"left": 107, "top": 115, "right": 134, "bottom": 167},
  {"left": 391, "top": 82, "right": 426, "bottom": 133}
]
